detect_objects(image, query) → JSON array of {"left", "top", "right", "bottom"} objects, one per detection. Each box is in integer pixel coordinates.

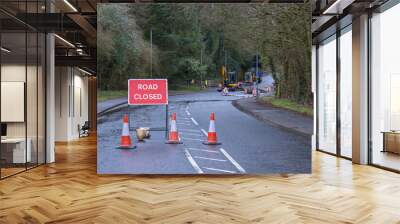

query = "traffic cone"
[
  {"left": 118, "top": 114, "right": 136, "bottom": 149},
  {"left": 165, "top": 112, "right": 182, "bottom": 144},
  {"left": 203, "top": 112, "right": 221, "bottom": 145},
  {"left": 252, "top": 88, "right": 257, "bottom": 97}
]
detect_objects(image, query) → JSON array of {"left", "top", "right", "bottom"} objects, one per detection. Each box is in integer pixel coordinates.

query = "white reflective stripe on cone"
[
  {"left": 208, "top": 121, "right": 216, "bottom": 132},
  {"left": 170, "top": 120, "right": 177, "bottom": 132},
  {"left": 122, "top": 123, "right": 130, "bottom": 136}
]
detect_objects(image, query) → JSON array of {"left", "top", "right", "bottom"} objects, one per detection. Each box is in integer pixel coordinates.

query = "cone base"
[
  {"left": 117, "top": 145, "right": 136, "bottom": 149},
  {"left": 202, "top": 141, "right": 221, "bottom": 145},
  {"left": 165, "top": 140, "right": 183, "bottom": 144}
]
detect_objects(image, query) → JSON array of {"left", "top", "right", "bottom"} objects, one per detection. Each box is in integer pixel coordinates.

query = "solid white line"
[
  {"left": 190, "top": 117, "right": 199, "bottom": 126},
  {"left": 202, "top": 167, "right": 237, "bottom": 174},
  {"left": 184, "top": 149, "right": 203, "bottom": 174},
  {"left": 219, "top": 148, "right": 246, "bottom": 173},
  {"left": 186, "top": 148, "right": 219, "bottom": 153},
  {"left": 201, "top": 129, "right": 208, "bottom": 136},
  {"left": 194, "top": 156, "right": 226, "bottom": 162},
  {"left": 181, "top": 137, "right": 203, "bottom": 141}
]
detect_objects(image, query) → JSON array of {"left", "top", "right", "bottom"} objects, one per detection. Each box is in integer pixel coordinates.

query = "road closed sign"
[{"left": 128, "top": 79, "right": 168, "bottom": 105}]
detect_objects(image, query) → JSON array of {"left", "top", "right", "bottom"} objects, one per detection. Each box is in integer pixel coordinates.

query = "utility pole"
[
  {"left": 256, "top": 54, "right": 259, "bottom": 99},
  {"left": 200, "top": 46, "right": 203, "bottom": 88},
  {"left": 150, "top": 28, "right": 153, "bottom": 78}
]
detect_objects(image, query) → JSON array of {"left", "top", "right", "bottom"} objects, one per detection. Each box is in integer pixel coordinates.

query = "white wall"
[
  {"left": 318, "top": 36, "right": 337, "bottom": 154},
  {"left": 54, "top": 67, "right": 89, "bottom": 141},
  {"left": 370, "top": 4, "right": 400, "bottom": 163},
  {"left": 1, "top": 63, "right": 46, "bottom": 164},
  {"left": 312, "top": 45, "right": 316, "bottom": 150}
]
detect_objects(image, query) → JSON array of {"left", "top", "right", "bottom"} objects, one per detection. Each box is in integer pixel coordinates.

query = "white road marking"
[
  {"left": 186, "top": 110, "right": 191, "bottom": 116},
  {"left": 181, "top": 137, "right": 203, "bottom": 141},
  {"left": 179, "top": 128, "right": 202, "bottom": 133},
  {"left": 219, "top": 148, "right": 246, "bottom": 173},
  {"left": 186, "top": 148, "right": 219, "bottom": 153},
  {"left": 184, "top": 149, "right": 203, "bottom": 174},
  {"left": 201, "top": 129, "right": 208, "bottom": 136},
  {"left": 177, "top": 123, "right": 193, "bottom": 126},
  {"left": 202, "top": 167, "right": 237, "bottom": 174},
  {"left": 177, "top": 119, "right": 192, "bottom": 122},
  {"left": 190, "top": 117, "right": 199, "bottom": 126},
  {"left": 180, "top": 132, "right": 203, "bottom": 137},
  {"left": 194, "top": 156, "right": 226, "bottom": 162}
]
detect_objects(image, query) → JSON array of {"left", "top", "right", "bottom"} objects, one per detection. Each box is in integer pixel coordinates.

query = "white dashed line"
[
  {"left": 200, "top": 129, "right": 208, "bottom": 136},
  {"left": 181, "top": 137, "right": 203, "bottom": 141},
  {"left": 190, "top": 117, "right": 199, "bottom": 126},
  {"left": 180, "top": 132, "right": 204, "bottom": 137},
  {"left": 202, "top": 167, "right": 237, "bottom": 174},
  {"left": 179, "top": 128, "right": 202, "bottom": 133},
  {"left": 194, "top": 156, "right": 226, "bottom": 162},
  {"left": 186, "top": 110, "right": 191, "bottom": 116},
  {"left": 177, "top": 123, "right": 193, "bottom": 126},
  {"left": 186, "top": 148, "right": 219, "bottom": 153},
  {"left": 184, "top": 149, "right": 203, "bottom": 174},
  {"left": 219, "top": 148, "right": 246, "bottom": 173}
]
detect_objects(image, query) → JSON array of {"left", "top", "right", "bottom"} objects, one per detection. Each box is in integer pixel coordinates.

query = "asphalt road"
[{"left": 97, "top": 90, "right": 311, "bottom": 174}]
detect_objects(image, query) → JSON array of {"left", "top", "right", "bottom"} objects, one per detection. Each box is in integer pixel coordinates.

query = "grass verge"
[
  {"left": 258, "top": 96, "right": 313, "bottom": 117},
  {"left": 169, "top": 85, "right": 202, "bottom": 92},
  {"left": 98, "top": 90, "right": 127, "bottom": 102}
]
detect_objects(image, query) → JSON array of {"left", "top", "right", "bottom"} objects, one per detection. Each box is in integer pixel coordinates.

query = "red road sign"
[{"left": 128, "top": 79, "right": 168, "bottom": 105}]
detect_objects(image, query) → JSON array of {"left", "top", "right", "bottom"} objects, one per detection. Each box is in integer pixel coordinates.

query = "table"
[
  {"left": 1, "top": 138, "right": 31, "bottom": 163},
  {"left": 382, "top": 131, "right": 400, "bottom": 154}
]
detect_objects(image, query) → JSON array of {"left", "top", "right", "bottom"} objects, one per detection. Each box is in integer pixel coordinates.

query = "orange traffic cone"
[
  {"left": 165, "top": 112, "right": 182, "bottom": 144},
  {"left": 203, "top": 112, "right": 221, "bottom": 145},
  {"left": 118, "top": 115, "right": 136, "bottom": 149}
]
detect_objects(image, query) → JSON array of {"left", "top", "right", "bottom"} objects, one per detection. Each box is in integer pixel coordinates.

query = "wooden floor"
[{"left": 1, "top": 136, "right": 400, "bottom": 224}]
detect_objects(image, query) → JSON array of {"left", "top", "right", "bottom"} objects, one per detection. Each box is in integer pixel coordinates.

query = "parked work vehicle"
[{"left": 217, "top": 66, "right": 239, "bottom": 92}]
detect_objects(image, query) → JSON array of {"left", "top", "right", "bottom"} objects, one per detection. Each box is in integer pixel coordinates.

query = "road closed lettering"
[{"left": 128, "top": 79, "right": 168, "bottom": 105}]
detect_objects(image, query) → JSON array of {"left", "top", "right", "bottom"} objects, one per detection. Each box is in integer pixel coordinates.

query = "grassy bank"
[
  {"left": 169, "top": 85, "right": 202, "bottom": 92},
  {"left": 258, "top": 96, "right": 313, "bottom": 117},
  {"left": 98, "top": 90, "right": 127, "bottom": 102}
]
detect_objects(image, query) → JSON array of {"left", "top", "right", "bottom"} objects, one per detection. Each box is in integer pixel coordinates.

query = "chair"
[{"left": 78, "top": 121, "right": 90, "bottom": 138}]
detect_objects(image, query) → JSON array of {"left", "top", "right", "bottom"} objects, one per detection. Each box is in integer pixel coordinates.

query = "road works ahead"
[{"left": 97, "top": 90, "right": 311, "bottom": 174}]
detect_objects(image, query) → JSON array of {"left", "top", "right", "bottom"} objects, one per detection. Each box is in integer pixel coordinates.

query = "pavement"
[
  {"left": 97, "top": 90, "right": 311, "bottom": 174},
  {"left": 232, "top": 97, "right": 313, "bottom": 137},
  {"left": 98, "top": 97, "right": 127, "bottom": 115}
]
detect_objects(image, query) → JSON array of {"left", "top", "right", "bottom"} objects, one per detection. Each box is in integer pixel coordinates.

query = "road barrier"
[
  {"left": 165, "top": 112, "right": 182, "bottom": 144},
  {"left": 118, "top": 115, "right": 136, "bottom": 149},
  {"left": 203, "top": 112, "right": 221, "bottom": 145}
]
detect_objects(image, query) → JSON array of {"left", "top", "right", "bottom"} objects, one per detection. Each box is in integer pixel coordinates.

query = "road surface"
[{"left": 97, "top": 90, "right": 311, "bottom": 174}]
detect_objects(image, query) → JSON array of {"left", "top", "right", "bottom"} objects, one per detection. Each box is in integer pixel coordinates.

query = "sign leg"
[{"left": 165, "top": 104, "right": 169, "bottom": 139}]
